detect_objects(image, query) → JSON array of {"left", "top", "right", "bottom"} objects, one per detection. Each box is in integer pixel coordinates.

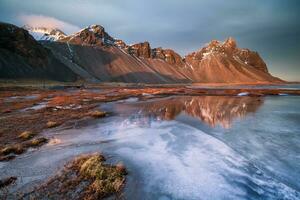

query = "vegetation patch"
[
  {"left": 24, "top": 153, "right": 127, "bottom": 200},
  {"left": 24, "top": 137, "right": 48, "bottom": 147},
  {"left": 0, "top": 144, "right": 24, "bottom": 155},
  {"left": 89, "top": 110, "right": 107, "bottom": 118},
  {"left": 0, "top": 137, "right": 48, "bottom": 162},
  {"left": 18, "top": 131, "right": 36, "bottom": 140},
  {"left": 46, "top": 121, "right": 59, "bottom": 128}
]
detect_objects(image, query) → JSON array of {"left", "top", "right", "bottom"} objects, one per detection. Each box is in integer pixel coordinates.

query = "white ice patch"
[
  {"left": 119, "top": 97, "right": 139, "bottom": 103},
  {"left": 22, "top": 102, "right": 47, "bottom": 111},
  {"left": 202, "top": 52, "right": 211, "bottom": 58},
  {"left": 29, "top": 31, "right": 46, "bottom": 41},
  {"left": 142, "top": 93, "right": 153, "bottom": 97},
  {"left": 237, "top": 92, "right": 249, "bottom": 96}
]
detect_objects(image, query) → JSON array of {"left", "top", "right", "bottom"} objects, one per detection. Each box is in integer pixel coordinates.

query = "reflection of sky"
[{"left": 0, "top": 0, "right": 299, "bottom": 81}]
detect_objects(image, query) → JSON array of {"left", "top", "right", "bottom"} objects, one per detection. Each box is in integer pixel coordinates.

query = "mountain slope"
[
  {"left": 0, "top": 22, "right": 77, "bottom": 81},
  {"left": 45, "top": 42, "right": 189, "bottom": 83}
]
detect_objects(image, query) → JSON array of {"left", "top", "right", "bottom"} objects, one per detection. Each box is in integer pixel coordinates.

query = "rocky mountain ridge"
[
  {"left": 54, "top": 25, "right": 272, "bottom": 75},
  {"left": 184, "top": 37, "right": 268, "bottom": 73},
  {"left": 0, "top": 22, "right": 283, "bottom": 83}
]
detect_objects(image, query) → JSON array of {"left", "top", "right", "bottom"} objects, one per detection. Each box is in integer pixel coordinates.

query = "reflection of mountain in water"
[{"left": 114, "top": 96, "right": 263, "bottom": 128}]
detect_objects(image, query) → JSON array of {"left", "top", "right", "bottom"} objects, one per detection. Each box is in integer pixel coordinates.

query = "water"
[
  {"left": 188, "top": 83, "right": 300, "bottom": 90},
  {"left": 1, "top": 95, "right": 300, "bottom": 199}
]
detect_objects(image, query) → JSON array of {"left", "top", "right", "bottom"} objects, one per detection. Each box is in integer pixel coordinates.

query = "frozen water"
[
  {"left": 237, "top": 92, "right": 249, "bottom": 96},
  {"left": 1, "top": 96, "right": 299, "bottom": 199}
]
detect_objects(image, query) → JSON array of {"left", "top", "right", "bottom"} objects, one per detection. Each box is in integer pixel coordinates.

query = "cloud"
[{"left": 18, "top": 14, "right": 80, "bottom": 34}]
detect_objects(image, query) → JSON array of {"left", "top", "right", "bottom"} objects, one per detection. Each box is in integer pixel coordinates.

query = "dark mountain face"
[
  {"left": 0, "top": 22, "right": 49, "bottom": 67},
  {"left": 0, "top": 22, "right": 77, "bottom": 81},
  {"left": 0, "top": 23, "right": 283, "bottom": 83}
]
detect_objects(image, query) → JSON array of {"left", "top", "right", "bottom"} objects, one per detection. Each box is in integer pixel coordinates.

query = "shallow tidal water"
[{"left": 1, "top": 95, "right": 300, "bottom": 199}]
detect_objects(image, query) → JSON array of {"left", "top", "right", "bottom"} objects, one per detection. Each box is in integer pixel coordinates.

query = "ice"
[
  {"left": 1, "top": 96, "right": 299, "bottom": 199},
  {"left": 119, "top": 97, "right": 139, "bottom": 103},
  {"left": 22, "top": 102, "right": 47, "bottom": 111},
  {"left": 237, "top": 92, "right": 249, "bottom": 96},
  {"left": 105, "top": 120, "right": 298, "bottom": 200}
]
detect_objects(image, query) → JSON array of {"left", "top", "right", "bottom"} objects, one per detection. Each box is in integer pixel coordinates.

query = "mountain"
[
  {"left": 183, "top": 38, "right": 281, "bottom": 83},
  {"left": 0, "top": 22, "right": 283, "bottom": 83},
  {"left": 23, "top": 25, "right": 67, "bottom": 41},
  {"left": 0, "top": 22, "right": 77, "bottom": 81}
]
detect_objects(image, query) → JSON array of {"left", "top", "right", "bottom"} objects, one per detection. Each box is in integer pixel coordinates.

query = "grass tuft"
[
  {"left": 89, "top": 111, "right": 107, "bottom": 118},
  {"left": 46, "top": 121, "right": 59, "bottom": 128},
  {"left": 26, "top": 137, "right": 48, "bottom": 147},
  {"left": 0, "top": 144, "right": 24, "bottom": 155},
  {"left": 23, "top": 153, "right": 127, "bottom": 199},
  {"left": 18, "top": 131, "right": 36, "bottom": 140}
]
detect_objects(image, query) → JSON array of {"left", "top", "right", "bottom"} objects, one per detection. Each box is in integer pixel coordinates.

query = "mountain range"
[{"left": 0, "top": 22, "right": 283, "bottom": 83}]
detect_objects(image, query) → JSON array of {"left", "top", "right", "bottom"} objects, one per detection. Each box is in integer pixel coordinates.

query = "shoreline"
[
  {"left": 0, "top": 86, "right": 300, "bottom": 198},
  {"left": 0, "top": 79, "right": 299, "bottom": 89}
]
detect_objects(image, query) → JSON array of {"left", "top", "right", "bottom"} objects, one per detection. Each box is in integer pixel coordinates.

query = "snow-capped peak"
[{"left": 23, "top": 25, "right": 67, "bottom": 41}]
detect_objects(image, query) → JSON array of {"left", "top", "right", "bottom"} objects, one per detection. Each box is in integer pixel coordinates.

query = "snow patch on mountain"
[{"left": 23, "top": 25, "right": 66, "bottom": 41}]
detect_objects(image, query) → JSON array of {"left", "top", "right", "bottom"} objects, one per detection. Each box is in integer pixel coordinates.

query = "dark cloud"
[{"left": 0, "top": 0, "right": 299, "bottom": 80}]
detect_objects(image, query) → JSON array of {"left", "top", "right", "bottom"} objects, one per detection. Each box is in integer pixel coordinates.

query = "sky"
[{"left": 0, "top": 0, "right": 299, "bottom": 81}]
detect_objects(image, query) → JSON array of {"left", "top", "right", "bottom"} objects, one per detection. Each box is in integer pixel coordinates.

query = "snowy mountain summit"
[{"left": 23, "top": 25, "right": 66, "bottom": 41}]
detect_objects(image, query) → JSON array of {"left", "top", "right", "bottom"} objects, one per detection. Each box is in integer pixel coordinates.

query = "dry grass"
[
  {"left": 0, "top": 137, "right": 48, "bottom": 161},
  {"left": 46, "top": 121, "right": 59, "bottom": 128},
  {"left": 18, "top": 131, "right": 36, "bottom": 140},
  {"left": 48, "top": 96, "right": 79, "bottom": 106},
  {"left": 89, "top": 110, "right": 107, "bottom": 118},
  {"left": 25, "top": 137, "right": 48, "bottom": 147},
  {"left": 0, "top": 144, "right": 24, "bottom": 155},
  {"left": 23, "top": 153, "right": 127, "bottom": 200}
]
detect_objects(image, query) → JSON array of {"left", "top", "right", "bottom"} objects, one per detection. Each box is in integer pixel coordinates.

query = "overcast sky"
[{"left": 1, "top": 0, "right": 299, "bottom": 81}]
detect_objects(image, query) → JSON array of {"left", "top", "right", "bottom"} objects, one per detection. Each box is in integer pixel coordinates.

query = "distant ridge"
[{"left": 0, "top": 22, "right": 283, "bottom": 83}]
